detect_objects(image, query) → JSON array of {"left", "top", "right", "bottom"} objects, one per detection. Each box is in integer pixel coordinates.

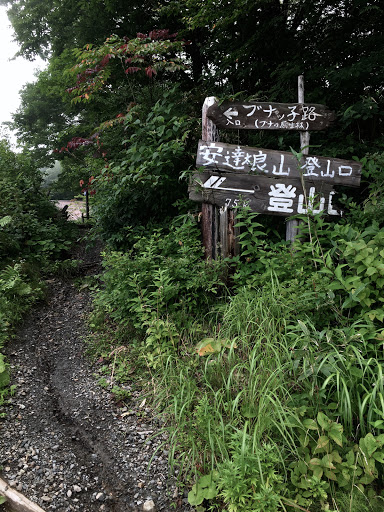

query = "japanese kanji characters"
[
  {"left": 301, "top": 157, "right": 321, "bottom": 177},
  {"left": 268, "top": 184, "right": 297, "bottom": 213},
  {"left": 197, "top": 142, "right": 356, "bottom": 184},
  {"left": 266, "top": 184, "right": 341, "bottom": 216},
  {"left": 223, "top": 103, "right": 325, "bottom": 130},
  {"left": 297, "top": 187, "right": 325, "bottom": 214}
]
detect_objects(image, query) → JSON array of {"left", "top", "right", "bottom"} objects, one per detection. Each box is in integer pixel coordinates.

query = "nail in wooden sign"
[
  {"left": 207, "top": 101, "right": 335, "bottom": 131},
  {"left": 189, "top": 172, "right": 342, "bottom": 217},
  {"left": 196, "top": 140, "right": 361, "bottom": 187}
]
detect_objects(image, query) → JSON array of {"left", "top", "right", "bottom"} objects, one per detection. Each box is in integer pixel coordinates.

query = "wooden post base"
[{"left": 0, "top": 478, "right": 46, "bottom": 512}]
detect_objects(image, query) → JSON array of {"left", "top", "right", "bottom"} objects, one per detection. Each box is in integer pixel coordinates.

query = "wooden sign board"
[
  {"left": 189, "top": 171, "right": 341, "bottom": 217},
  {"left": 196, "top": 140, "right": 361, "bottom": 187},
  {"left": 207, "top": 101, "right": 335, "bottom": 131}
]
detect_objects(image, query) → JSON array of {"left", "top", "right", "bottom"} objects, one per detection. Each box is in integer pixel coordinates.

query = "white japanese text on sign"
[{"left": 196, "top": 141, "right": 361, "bottom": 187}]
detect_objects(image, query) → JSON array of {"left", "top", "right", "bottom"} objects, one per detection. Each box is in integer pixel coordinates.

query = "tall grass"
[
  {"left": 156, "top": 282, "right": 303, "bottom": 479},
  {"left": 154, "top": 276, "right": 384, "bottom": 510}
]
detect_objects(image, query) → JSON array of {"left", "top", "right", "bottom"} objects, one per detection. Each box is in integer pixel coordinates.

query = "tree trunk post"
[
  {"left": 201, "top": 97, "right": 220, "bottom": 259},
  {"left": 85, "top": 189, "right": 90, "bottom": 220},
  {"left": 285, "top": 75, "right": 310, "bottom": 243}
]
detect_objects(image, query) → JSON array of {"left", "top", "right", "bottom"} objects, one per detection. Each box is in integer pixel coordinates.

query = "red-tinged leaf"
[
  {"left": 125, "top": 67, "right": 140, "bottom": 74},
  {"left": 145, "top": 66, "right": 157, "bottom": 78},
  {"left": 100, "top": 54, "right": 111, "bottom": 67}
]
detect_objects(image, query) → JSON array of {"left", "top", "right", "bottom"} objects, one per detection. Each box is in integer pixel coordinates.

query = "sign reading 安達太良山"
[
  {"left": 196, "top": 141, "right": 361, "bottom": 188},
  {"left": 207, "top": 102, "right": 335, "bottom": 131},
  {"left": 189, "top": 172, "right": 340, "bottom": 217}
]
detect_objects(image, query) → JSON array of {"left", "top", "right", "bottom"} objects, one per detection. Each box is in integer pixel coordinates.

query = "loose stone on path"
[{"left": 0, "top": 236, "right": 193, "bottom": 511}]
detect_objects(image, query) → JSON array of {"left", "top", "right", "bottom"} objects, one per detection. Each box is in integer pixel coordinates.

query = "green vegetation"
[
  {"left": 88, "top": 198, "right": 384, "bottom": 510},
  {"left": 0, "top": 140, "right": 75, "bottom": 412},
  {"left": 1, "top": 0, "right": 384, "bottom": 509}
]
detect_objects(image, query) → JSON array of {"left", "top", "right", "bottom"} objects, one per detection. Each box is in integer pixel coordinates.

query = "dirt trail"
[{"left": 0, "top": 239, "right": 191, "bottom": 512}]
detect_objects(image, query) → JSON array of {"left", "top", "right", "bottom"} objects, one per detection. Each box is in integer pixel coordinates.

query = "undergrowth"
[
  {"left": 87, "top": 197, "right": 384, "bottom": 511},
  {"left": 0, "top": 139, "right": 79, "bottom": 411}
]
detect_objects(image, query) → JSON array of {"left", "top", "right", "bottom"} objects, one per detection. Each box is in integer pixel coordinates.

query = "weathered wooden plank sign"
[
  {"left": 189, "top": 172, "right": 341, "bottom": 217},
  {"left": 207, "top": 101, "right": 335, "bottom": 131},
  {"left": 196, "top": 140, "right": 362, "bottom": 187}
]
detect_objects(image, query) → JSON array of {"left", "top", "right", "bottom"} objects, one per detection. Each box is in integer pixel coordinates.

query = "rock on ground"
[{"left": 0, "top": 240, "right": 193, "bottom": 512}]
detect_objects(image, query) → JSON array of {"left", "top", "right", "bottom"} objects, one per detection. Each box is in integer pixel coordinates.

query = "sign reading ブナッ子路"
[{"left": 207, "top": 102, "right": 335, "bottom": 131}]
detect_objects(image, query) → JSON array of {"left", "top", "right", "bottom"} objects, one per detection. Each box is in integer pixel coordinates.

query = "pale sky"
[{"left": 0, "top": 6, "right": 45, "bottom": 146}]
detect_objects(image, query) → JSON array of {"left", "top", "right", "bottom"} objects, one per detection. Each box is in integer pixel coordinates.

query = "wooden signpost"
[
  {"left": 207, "top": 101, "right": 335, "bottom": 131},
  {"left": 195, "top": 141, "right": 361, "bottom": 187},
  {"left": 190, "top": 173, "right": 340, "bottom": 217},
  {"left": 191, "top": 76, "right": 362, "bottom": 258}
]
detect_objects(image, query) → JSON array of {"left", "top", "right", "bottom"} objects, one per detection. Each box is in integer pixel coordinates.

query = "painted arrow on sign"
[
  {"left": 223, "top": 107, "right": 239, "bottom": 122},
  {"left": 189, "top": 172, "right": 342, "bottom": 217},
  {"left": 202, "top": 175, "right": 254, "bottom": 194},
  {"left": 207, "top": 101, "right": 335, "bottom": 131}
]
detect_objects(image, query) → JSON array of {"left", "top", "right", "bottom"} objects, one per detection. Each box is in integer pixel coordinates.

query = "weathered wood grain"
[
  {"left": 286, "top": 74, "right": 308, "bottom": 243},
  {"left": 207, "top": 101, "right": 335, "bottom": 131},
  {"left": 201, "top": 96, "right": 220, "bottom": 259},
  {"left": 189, "top": 171, "right": 341, "bottom": 217},
  {"left": 0, "top": 478, "right": 46, "bottom": 512},
  {"left": 196, "top": 140, "right": 361, "bottom": 187}
]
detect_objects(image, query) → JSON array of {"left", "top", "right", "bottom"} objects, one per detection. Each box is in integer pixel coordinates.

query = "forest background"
[{"left": 1, "top": 0, "right": 384, "bottom": 511}]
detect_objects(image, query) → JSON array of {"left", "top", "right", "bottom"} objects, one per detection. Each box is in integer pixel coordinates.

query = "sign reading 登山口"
[
  {"left": 189, "top": 172, "right": 341, "bottom": 217},
  {"left": 207, "top": 102, "right": 335, "bottom": 131},
  {"left": 196, "top": 141, "right": 361, "bottom": 188}
]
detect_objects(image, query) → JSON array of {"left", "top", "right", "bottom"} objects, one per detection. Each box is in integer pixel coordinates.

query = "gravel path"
[{"left": 0, "top": 245, "right": 192, "bottom": 512}]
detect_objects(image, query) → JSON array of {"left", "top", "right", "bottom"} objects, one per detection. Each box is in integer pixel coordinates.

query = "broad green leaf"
[
  {"left": 370, "top": 420, "right": 384, "bottom": 428},
  {"left": 328, "top": 423, "right": 343, "bottom": 447},
  {"left": 361, "top": 433, "right": 378, "bottom": 456},
  {"left": 331, "top": 450, "right": 342, "bottom": 464},
  {"left": 324, "top": 469, "right": 337, "bottom": 481},
  {"left": 335, "top": 265, "right": 346, "bottom": 280},
  {"left": 317, "top": 411, "right": 331, "bottom": 431},
  {"left": 196, "top": 338, "right": 221, "bottom": 356},
  {"left": 359, "top": 474, "right": 375, "bottom": 485},
  {"left": 299, "top": 433, "right": 309, "bottom": 447},
  {"left": 322, "top": 454, "right": 336, "bottom": 469},
  {"left": 373, "top": 451, "right": 384, "bottom": 463},
  {"left": 346, "top": 450, "right": 355, "bottom": 466},
  {"left": 188, "top": 486, "right": 205, "bottom": 506},
  {"left": 303, "top": 418, "right": 318, "bottom": 430},
  {"left": 337, "top": 474, "right": 349, "bottom": 487},
  {"left": 341, "top": 469, "right": 351, "bottom": 482},
  {"left": 297, "top": 460, "right": 307, "bottom": 475},
  {"left": 315, "top": 436, "right": 330, "bottom": 451}
]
